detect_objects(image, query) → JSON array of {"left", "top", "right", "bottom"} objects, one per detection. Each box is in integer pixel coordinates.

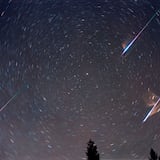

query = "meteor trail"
[
  {"left": 122, "top": 8, "right": 160, "bottom": 56},
  {"left": 0, "top": 92, "right": 18, "bottom": 112},
  {"left": 0, "top": 84, "right": 29, "bottom": 112},
  {"left": 143, "top": 97, "right": 160, "bottom": 123}
]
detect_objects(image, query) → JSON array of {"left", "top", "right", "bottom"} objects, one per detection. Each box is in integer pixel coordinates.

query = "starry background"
[{"left": 0, "top": 0, "right": 160, "bottom": 160}]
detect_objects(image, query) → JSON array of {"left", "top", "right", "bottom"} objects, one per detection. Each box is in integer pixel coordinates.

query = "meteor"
[
  {"left": 142, "top": 90, "right": 160, "bottom": 123},
  {"left": 143, "top": 97, "right": 160, "bottom": 123},
  {"left": 0, "top": 93, "right": 18, "bottom": 112},
  {"left": 122, "top": 8, "right": 160, "bottom": 57},
  {"left": 0, "top": 84, "right": 29, "bottom": 112}
]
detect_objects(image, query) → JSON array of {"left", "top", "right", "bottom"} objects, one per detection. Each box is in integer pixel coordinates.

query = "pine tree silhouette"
[
  {"left": 149, "top": 148, "right": 160, "bottom": 160},
  {"left": 86, "top": 139, "right": 100, "bottom": 160}
]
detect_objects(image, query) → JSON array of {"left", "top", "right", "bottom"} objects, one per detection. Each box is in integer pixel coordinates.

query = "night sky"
[{"left": 0, "top": 0, "right": 160, "bottom": 160}]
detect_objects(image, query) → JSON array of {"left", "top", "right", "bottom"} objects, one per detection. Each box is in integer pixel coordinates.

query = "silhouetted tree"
[
  {"left": 86, "top": 139, "right": 100, "bottom": 160},
  {"left": 149, "top": 148, "right": 160, "bottom": 160}
]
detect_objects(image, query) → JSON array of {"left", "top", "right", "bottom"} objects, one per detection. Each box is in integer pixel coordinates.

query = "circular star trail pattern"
[{"left": 0, "top": 0, "right": 160, "bottom": 160}]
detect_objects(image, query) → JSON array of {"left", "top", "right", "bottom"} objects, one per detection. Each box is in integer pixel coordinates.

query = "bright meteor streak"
[{"left": 122, "top": 8, "right": 160, "bottom": 56}]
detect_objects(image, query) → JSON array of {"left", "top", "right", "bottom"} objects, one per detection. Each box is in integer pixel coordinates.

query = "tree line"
[{"left": 86, "top": 139, "right": 160, "bottom": 160}]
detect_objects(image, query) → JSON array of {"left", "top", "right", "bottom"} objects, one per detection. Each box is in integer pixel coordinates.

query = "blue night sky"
[{"left": 0, "top": 0, "right": 160, "bottom": 160}]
